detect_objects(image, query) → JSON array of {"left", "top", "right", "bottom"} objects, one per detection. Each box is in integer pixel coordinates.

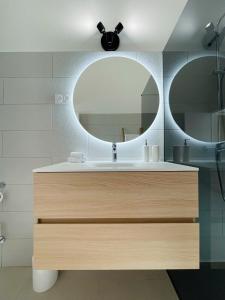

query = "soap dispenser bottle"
[
  {"left": 183, "top": 139, "right": 190, "bottom": 163},
  {"left": 143, "top": 139, "right": 149, "bottom": 162}
]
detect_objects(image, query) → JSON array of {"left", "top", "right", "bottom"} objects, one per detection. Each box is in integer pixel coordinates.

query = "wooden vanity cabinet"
[{"left": 33, "top": 171, "right": 199, "bottom": 270}]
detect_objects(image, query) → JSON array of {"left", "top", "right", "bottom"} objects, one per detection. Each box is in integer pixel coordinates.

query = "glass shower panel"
[
  {"left": 164, "top": 2, "right": 225, "bottom": 299},
  {"left": 212, "top": 110, "right": 225, "bottom": 142}
]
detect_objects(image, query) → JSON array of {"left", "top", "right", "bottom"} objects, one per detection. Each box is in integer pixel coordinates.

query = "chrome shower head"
[
  {"left": 205, "top": 22, "right": 215, "bottom": 32},
  {"left": 203, "top": 13, "right": 225, "bottom": 49},
  {"left": 203, "top": 22, "right": 218, "bottom": 48}
]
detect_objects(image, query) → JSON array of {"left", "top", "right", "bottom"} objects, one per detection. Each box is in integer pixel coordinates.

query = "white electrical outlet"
[
  {"left": 55, "top": 94, "right": 64, "bottom": 104},
  {"left": 55, "top": 94, "right": 70, "bottom": 105}
]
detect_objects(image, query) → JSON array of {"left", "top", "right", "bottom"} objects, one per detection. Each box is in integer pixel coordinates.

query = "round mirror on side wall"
[
  {"left": 73, "top": 57, "right": 159, "bottom": 143},
  {"left": 170, "top": 56, "right": 225, "bottom": 143}
]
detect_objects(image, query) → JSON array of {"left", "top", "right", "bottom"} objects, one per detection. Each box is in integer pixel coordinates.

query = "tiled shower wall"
[
  {"left": 163, "top": 50, "right": 225, "bottom": 262},
  {"left": 0, "top": 52, "right": 163, "bottom": 266}
]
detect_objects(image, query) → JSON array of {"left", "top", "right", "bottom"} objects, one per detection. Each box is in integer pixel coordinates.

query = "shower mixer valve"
[
  {"left": 0, "top": 182, "right": 6, "bottom": 203},
  {"left": 0, "top": 235, "right": 6, "bottom": 244}
]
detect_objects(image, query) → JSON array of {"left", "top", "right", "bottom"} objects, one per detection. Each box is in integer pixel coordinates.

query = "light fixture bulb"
[
  {"left": 115, "top": 22, "right": 124, "bottom": 34},
  {"left": 205, "top": 22, "right": 214, "bottom": 32},
  {"left": 97, "top": 22, "right": 105, "bottom": 34}
]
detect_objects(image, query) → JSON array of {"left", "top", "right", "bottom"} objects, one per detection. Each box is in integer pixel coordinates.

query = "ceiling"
[
  {"left": 164, "top": 0, "right": 225, "bottom": 51},
  {"left": 0, "top": 0, "right": 188, "bottom": 52}
]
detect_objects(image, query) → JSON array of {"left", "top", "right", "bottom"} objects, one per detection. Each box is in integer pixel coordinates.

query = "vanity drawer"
[
  {"left": 33, "top": 223, "right": 199, "bottom": 270},
  {"left": 34, "top": 172, "right": 198, "bottom": 220}
]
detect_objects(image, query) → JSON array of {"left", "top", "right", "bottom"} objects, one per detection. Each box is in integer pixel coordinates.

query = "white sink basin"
[
  {"left": 94, "top": 162, "right": 135, "bottom": 168},
  {"left": 33, "top": 161, "right": 199, "bottom": 173}
]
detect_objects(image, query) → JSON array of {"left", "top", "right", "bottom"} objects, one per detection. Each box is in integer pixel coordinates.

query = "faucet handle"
[{"left": 112, "top": 143, "right": 117, "bottom": 151}]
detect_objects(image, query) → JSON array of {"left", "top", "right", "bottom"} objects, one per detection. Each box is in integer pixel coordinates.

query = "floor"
[
  {"left": 0, "top": 268, "right": 178, "bottom": 300},
  {"left": 168, "top": 264, "right": 225, "bottom": 300}
]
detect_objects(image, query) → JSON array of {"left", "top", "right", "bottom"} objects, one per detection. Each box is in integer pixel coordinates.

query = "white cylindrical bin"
[
  {"left": 152, "top": 145, "right": 159, "bottom": 162},
  {"left": 33, "top": 269, "right": 58, "bottom": 292},
  {"left": 0, "top": 192, "right": 3, "bottom": 203},
  {"left": 0, "top": 224, "right": 6, "bottom": 244},
  {"left": 0, "top": 182, "right": 6, "bottom": 203}
]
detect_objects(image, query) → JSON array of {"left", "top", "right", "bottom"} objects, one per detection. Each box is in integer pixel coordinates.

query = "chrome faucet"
[{"left": 112, "top": 143, "right": 117, "bottom": 162}]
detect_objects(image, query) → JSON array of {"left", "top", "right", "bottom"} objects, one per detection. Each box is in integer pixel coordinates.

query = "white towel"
[
  {"left": 68, "top": 152, "right": 85, "bottom": 163},
  {"left": 70, "top": 152, "right": 83, "bottom": 158}
]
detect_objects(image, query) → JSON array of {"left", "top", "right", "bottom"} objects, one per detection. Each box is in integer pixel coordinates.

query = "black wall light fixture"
[{"left": 97, "top": 22, "right": 124, "bottom": 51}]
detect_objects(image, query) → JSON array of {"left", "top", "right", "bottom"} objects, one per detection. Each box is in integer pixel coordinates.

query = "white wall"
[
  {"left": 0, "top": 0, "right": 188, "bottom": 52},
  {"left": 0, "top": 51, "right": 163, "bottom": 266}
]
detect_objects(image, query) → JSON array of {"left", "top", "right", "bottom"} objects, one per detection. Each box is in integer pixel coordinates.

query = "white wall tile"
[
  {"left": 51, "top": 155, "right": 69, "bottom": 164},
  {"left": 163, "top": 76, "right": 174, "bottom": 107},
  {"left": 53, "top": 77, "right": 74, "bottom": 95},
  {"left": 0, "top": 80, "right": 3, "bottom": 104},
  {"left": 52, "top": 131, "right": 88, "bottom": 160},
  {"left": 0, "top": 157, "right": 51, "bottom": 184},
  {"left": 52, "top": 105, "right": 88, "bottom": 158},
  {"left": 3, "top": 185, "right": 33, "bottom": 212},
  {"left": 136, "top": 52, "right": 163, "bottom": 81},
  {"left": 4, "top": 78, "right": 53, "bottom": 104},
  {"left": 53, "top": 52, "right": 94, "bottom": 77},
  {"left": 0, "top": 131, "right": 2, "bottom": 156},
  {"left": 3, "top": 131, "right": 52, "bottom": 157},
  {"left": 148, "top": 103, "right": 164, "bottom": 130},
  {"left": 2, "top": 239, "right": 32, "bottom": 266},
  {"left": 0, "top": 105, "right": 52, "bottom": 130},
  {"left": 164, "top": 104, "right": 177, "bottom": 130},
  {"left": 53, "top": 52, "right": 108, "bottom": 77},
  {"left": 0, "top": 53, "right": 52, "bottom": 77},
  {"left": 87, "top": 136, "right": 111, "bottom": 161},
  {"left": 0, "top": 212, "right": 33, "bottom": 238}
]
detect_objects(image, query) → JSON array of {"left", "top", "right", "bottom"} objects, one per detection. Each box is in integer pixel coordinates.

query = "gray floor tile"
[{"left": 0, "top": 268, "right": 178, "bottom": 300}]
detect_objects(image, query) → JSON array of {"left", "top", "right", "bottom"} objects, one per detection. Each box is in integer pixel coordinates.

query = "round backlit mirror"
[
  {"left": 170, "top": 56, "right": 225, "bottom": 142},
  {"left": 73, "top": 57, "right": 159, "bottom": 143}
]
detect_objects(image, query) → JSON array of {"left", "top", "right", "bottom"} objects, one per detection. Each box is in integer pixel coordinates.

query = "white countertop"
[{"left": 33, "top": 161, "right": 198, "bottom": 173}]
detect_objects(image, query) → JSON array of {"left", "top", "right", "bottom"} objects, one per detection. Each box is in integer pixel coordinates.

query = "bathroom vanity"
[{"left": 32, "top": 161, "right": 199, "bottom": 292}]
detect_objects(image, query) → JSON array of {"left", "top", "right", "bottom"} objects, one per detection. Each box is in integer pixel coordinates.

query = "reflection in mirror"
[
  {"left": 170, "top": 56, "right": 225, "bottom": 142},
  {"left": 73, "top": 57, "right": 159, "bottom": 143}
]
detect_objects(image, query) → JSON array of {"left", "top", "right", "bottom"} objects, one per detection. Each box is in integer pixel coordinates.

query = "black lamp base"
[{"left": 101, "top": 32, "right": 120, "bottom": 51}]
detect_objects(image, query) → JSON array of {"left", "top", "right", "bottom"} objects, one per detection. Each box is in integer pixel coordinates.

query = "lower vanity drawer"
[{"left": 33, "top": 223, "right": 199, "bottom": 270}]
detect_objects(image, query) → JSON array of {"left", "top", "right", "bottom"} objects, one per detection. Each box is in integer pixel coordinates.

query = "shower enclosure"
[
  {"left": 164, "top": 7, "right": 225, "bottom": 300},
  {"left": 203, "top": 13, "right": 225, "bottom": 203}
]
